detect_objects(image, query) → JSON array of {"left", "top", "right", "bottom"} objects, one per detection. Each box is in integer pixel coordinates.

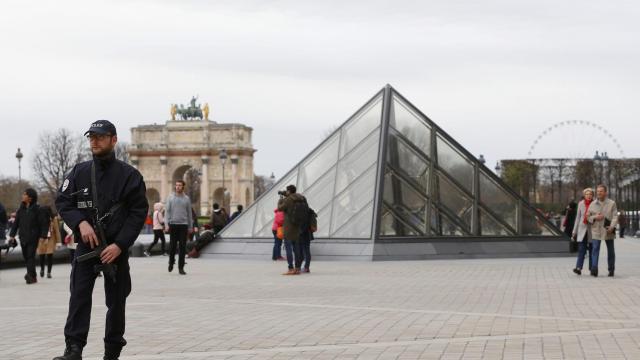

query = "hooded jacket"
[{"left": 152, "top": 202, "right": 165, "bottom": 230}]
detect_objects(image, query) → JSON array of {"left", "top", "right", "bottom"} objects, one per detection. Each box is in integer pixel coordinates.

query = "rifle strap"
[{"left": 91, "top": 161, "right": 108, "bottom": 243}]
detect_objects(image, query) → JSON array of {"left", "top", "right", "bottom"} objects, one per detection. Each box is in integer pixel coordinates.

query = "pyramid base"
[{"left": 200, "top": 237, "right": 571, "bottom": 261}]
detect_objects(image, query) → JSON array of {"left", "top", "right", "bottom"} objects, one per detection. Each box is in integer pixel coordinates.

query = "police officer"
[{"left": 53, "top": 120, "right": 148, "bottom": 360}]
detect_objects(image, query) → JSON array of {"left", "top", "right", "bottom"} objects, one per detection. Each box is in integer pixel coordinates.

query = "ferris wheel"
[{"left": 527, "top": 120, "right": 625, "bottom": 159}]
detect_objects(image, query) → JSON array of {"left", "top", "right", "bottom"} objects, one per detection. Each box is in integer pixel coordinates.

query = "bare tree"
[
  {"left": 254, "top": 175, "right": 269, "bottom": 199},
  {"left": 115, "top": 141, "right": 130, "bottom": 163},
  {"left": 0, "top": 176, "right": 34, "bottom": 212},
  {"left": 31, "top": 129, "right": 88, "bottom": 197}
]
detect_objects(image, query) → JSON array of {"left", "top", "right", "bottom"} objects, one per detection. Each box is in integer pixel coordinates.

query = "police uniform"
[{"left": 54, "top": 120, "right": 148, "bottom": 360}]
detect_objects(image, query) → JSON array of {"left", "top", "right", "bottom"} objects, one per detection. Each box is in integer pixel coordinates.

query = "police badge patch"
[{"left": 62, "top": 179, "right": 70, "bottom": 192}]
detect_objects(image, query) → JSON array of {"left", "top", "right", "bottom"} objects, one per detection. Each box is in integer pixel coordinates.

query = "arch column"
[
  {"left": 160, "top": 156, "right": 168, "bottom": 202},
  {"left": 230, "top": 156, "right": 239, "bottom": 208},
  {"left": 200, "top": 156, "right": 210, "bottom": 215}
]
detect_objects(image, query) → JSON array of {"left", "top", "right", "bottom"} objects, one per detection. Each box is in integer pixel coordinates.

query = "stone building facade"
[{"left": 129, "top": 119, "right": 255, "bottom": 216}]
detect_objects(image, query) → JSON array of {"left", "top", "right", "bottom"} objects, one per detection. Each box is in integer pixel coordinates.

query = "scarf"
[{"left": 583, "top": 199, "right": 592, "bottom": 224}]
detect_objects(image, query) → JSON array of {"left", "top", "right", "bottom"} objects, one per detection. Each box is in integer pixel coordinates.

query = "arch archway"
[
  {"left": 146, "top": 188, "right": 160, "bottom": 209},
  {"left": 213, "top": 187, "right": 230, "bottom": 212},
  {"left": 171, "top": 165, "right": 201, "bottom": 215}
]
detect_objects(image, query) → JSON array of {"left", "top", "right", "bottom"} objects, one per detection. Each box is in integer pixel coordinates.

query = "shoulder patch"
[{"left": 62, "top": 179, "right": 70, "bottom": 192}]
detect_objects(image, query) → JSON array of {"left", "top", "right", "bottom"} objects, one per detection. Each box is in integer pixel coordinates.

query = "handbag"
[{"left": 276, "top": 226, "right": 284, "bottom": 240}]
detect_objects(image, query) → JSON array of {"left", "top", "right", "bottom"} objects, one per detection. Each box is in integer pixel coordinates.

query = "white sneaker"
[{"left": 143, "top": 250, "right": 151, "bottom": 257}]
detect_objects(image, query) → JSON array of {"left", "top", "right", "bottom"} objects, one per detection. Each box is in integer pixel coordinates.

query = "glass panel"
[
  {"left": 380, "top": 210, "right": 397, "bottom": 236},
  {"left": 387, "top": 133, "right": 430, "bottom": 192},
  {"left": 298, "top": 133, "right": 340, "bottom": 193},
  {"left": 254, "top": 220, "right": 274, "bottom": 238},
  {"left": 379, "top": 207, "right": 419, "bottom": 236},
  {"left": 304, "top": 167, "right": 336, "bottom": 213},
  {"left": 335, "top": 129, "right": 380, "bottom": 195},
  {"left": 383, "top": 171, "right": 427, "bottom": 233},
  {"left": 436, "top": 135, "right": 474, "bottom": 193},
  {"left": 332, "top": 201, "right": 374, "bottom": 239},
  {"left": 437, "top": 173, "right": 473, "bottom": 230},
  {"left": 391, "top": 97, "right": 431, "bottom": 156},
  {"left": 521, "top": 207, "right": 557, "bottom": 236},
  {"left": 480, "top": 210, "right": 512, "bottom": 236},
  {"left": 340, "top": 96, "right": 383, "bottom": 158},
  {"left": 314, "top": 204, "right": 332, "bottom": 238},
  {"left": 252, "top": 171, "right": 298, "bottom": 235},
  {"left": 218, "top": 206, "right": 256, "bottom": 238},
  {"left": 438, "top": 211, "right": 466, "bottom": 236},
  {"left": 479, "top": 171, "right": 517, "bottom": 229},
  {"left": 331, "top": 165, "right": 377, "bottom": 236}
]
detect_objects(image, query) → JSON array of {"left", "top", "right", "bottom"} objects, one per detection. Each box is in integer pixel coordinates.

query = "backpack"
[
  {"left": 290, "top": 197, "right": 310, "bottom": 226},
  {"left": 308, "top": 208, "right": 318, "bottom": 233}
]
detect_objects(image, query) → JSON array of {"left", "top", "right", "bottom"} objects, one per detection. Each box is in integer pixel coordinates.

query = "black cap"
[{"left": 84, "top": 120, "right": 117, "bottom": 136}]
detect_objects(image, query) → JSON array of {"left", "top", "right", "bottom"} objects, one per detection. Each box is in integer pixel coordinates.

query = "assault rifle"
[{"left": 75, "top": 203, "right": 123, "bottom": 284}]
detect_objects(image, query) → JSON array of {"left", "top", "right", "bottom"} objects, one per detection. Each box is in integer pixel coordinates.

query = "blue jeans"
[
  {"left": 272, "top": 230, "right": 282, "bottom": 260},
  {"left": 591, "top": 239, "right": 615, "bottom": 271},
  {"left": 284, "top": 240, "right": 294, "bottom": 269},
  {"left": 575, "top": 241, "right": 592, "bottom": 270}
]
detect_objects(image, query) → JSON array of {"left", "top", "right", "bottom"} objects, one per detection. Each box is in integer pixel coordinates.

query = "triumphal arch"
[{"left": 129, "top": 97, "right": 255, "bottom": 216}]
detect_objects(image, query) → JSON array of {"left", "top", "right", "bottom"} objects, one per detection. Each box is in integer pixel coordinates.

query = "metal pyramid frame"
[{"left": 206, "top": 85, "right": 568, "bottom": 260}]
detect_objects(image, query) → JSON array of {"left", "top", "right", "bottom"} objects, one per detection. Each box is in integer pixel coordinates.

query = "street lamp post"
[
  {"left": 219, "top": 148, "right": 228, "bottom": 207},
  {"left": 494, "top": 161, "right": 502, "bottom": 176},
  {"left": 15, "top": 148, "right": 23, "bottom": 182}
]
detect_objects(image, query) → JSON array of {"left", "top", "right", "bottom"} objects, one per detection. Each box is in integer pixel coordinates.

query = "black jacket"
[
  {"left": 0, "top": 202, "right": 7, "bottom": 240},
  {"left": 9, "top": 202, "right": 48, "bottom": 244},
  {"left": 55, "top": 153, "right": 148, "bottom": 252}
]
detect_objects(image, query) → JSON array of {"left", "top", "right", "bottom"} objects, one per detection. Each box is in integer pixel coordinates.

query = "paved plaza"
[{"left": 2, "top": 238, "right": 640, "bottom": 360}]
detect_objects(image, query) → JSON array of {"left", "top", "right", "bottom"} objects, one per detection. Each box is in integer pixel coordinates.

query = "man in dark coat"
[
  {"left": 277, "top": 184, "right": 308, "bottom": 275},
  {"left": 53, "top": 120, "right": 148, "bottom": 360},
  {"left": 9, "top": 188, "right": 48, "bottom": 284}
]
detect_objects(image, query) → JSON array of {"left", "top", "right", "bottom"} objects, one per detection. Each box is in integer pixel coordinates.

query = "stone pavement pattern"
[{"left": 2, "top": 238, "right": 640, "bottom": 360}]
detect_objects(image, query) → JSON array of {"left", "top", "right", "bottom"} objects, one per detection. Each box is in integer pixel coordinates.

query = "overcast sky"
[{"left": 1, "top": 0, "right": 638, "bottom": 184}]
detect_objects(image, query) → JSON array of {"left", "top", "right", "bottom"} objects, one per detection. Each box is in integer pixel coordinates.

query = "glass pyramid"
[{"left": 219, "top": 86, "right": 563, "bottom": 243}]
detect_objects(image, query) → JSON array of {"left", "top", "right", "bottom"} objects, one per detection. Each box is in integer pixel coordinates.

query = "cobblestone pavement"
[{"left": 2, "top": 238, "right": 640, "bottom": 360}]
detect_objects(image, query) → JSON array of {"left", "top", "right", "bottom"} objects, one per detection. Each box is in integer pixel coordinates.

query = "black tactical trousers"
[{"left": 64, "top": 246, "right": 131, "bottom": 349}]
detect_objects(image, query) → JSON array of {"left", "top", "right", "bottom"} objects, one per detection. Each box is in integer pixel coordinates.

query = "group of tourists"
[{"left": 566, "top": 185, "right": 619, "bottom": 277}]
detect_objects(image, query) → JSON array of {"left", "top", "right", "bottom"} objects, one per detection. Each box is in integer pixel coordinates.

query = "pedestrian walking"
[
  {"left": 144, "top": 202, "right": 166, "bottom": 256},
  {"left": 587, "top": 184, "right": 618, "bottom": 277},
  {"left": 53, "top": 120, "right": 148, "bottom": 360},
  {"left": 572, "top": 189, "right": 594, "bottom": 275},
  {"left": 618, "top": 210, "right": 627, "bottom": 238},
  {"left": 164, "top": 180, "right": 193, "bottom": 275},
  {"left": 9, "top": 188, "right": 48, "bottom": 284},
  {"left": 37, "top": 206, "right": 61, "bottom": 279},
  {"left": 563, "top": 200, "right": 578, "bottom": 251}
]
